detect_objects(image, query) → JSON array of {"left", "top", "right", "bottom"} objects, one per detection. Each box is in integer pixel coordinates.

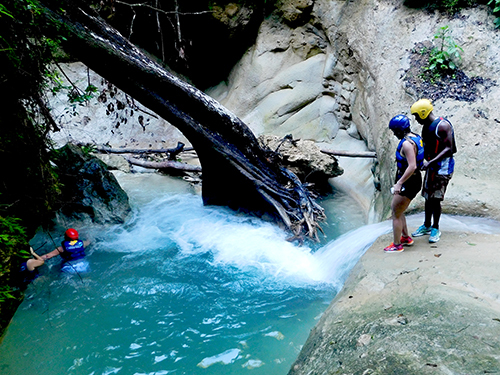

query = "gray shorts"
[{"left": 422, "top": 171, "right": 452, "bottom": 201}]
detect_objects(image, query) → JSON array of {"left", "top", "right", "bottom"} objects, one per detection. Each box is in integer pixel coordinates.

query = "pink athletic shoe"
[
  {"left": 384, "top": 243, "right": 404, "bottom": 253},
  {"left": 400, "top": 236, "right": 414, "bottom": 246}
]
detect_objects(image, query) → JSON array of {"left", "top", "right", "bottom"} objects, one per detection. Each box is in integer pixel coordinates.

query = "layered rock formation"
[{"left": 209, "top": 0, "right": 500, "bottom": 223}]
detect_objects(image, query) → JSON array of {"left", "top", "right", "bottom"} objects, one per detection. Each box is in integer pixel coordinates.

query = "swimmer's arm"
[
  {"left": 29, "top": 247, "right": 44, "bottom": 261},
  {"left": 41, "top": 246, "right": 64, "bottom": 260},
  {"left": 26, "top": 247, "right": 44, "bottom": 271}
]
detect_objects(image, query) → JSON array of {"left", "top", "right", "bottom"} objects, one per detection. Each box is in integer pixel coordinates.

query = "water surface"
[{"left": 0, "top": 173, "right": 380, "bottom": 375}]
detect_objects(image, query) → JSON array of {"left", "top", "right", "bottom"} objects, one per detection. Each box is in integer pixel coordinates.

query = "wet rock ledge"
[{"left": 289, "top": 230, "right": 500, "bottom": 374}]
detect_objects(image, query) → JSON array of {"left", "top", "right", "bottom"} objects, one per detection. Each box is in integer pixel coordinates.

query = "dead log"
[
  {"left": 39, "top": 0, "right": 326, "bottom": 241},
  {"left": 124, "top": 155, "right": 201, "bottom": 172},
  {"left": 95, "top": 142, "right": 192, "bottom": 160},
  {"left": 320, "top": 149, "right": 377, "bottom": 158}
]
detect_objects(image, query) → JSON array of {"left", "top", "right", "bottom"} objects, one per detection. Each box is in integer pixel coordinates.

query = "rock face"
[
  {"left": 47, "top": 63, "right": 189, "bottom": 151},
  {"left": 208, "top": 0, "right": 500, "bottom": 223},
  {"left": 52, "top": 143, "right": 131, "bottom": 225}
]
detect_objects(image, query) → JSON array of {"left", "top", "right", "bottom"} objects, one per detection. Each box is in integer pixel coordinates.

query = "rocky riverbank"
[{"left": 289, "top": 215, "right": 500, "bottom": 374}]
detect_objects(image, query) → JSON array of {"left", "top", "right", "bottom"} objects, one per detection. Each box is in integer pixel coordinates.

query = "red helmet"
[{"left": 65, "top": 228, "right": 79, "bottom": 240}]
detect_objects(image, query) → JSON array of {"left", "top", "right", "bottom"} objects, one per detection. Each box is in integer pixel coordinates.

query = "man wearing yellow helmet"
[{"left": 410, "top": 99, "right": 457, "bottom": 243}]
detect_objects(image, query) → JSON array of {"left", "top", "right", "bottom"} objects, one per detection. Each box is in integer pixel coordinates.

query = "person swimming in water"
[
  {"left": 18, "top": 247, "right": 45, "bottom": 286},
  {"left": 41, "top": 228, "right": 91, "bottom": 274}
]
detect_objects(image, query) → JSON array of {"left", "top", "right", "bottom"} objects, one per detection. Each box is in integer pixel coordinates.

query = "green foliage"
[
  {"left": 0, "top": 0, "right": 64, "bottom": 233},
  {"left": 0, "top": 216, "right": 28, "bottom": 302},
  {"left": 0, "top": 285, "right": 16, "bottom": 303},
  {"left": 0, "top": 0, "right": 69, "bottom": 101},
  {"left": 69, "top": 84, "right": 99, "bottom": 104},
  {"left": 488, "top": 0, "right": 500, "bottom": 27},
  {"left": 45, "top": 69, "right": 69, "bottom": 94},
  {"left": 422, "top": 25, "right": 463, "bottom": 82},
  {"left": 80, "top": 143, "right": 97, "bottom": 155},
  {"left": 0, "top": 3, "right": 13, "bottom": 18},
  {"left": 434, "top": 0, "right": 478, "bottom": 12},
  {"left": 0, "top": 217, "right": 27, "bottom": 251}
]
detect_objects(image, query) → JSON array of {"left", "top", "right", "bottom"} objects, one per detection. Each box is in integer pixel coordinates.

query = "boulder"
[
  {"left": 52, "top": 143, "right": 131, "bottom": 225},
  {"left": 259, "top": 134, "right": 343, "bottom": 185}
]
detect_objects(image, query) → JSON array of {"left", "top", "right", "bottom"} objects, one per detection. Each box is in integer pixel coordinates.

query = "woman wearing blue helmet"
[{"left": 384, "top": 115, "right": 424, "bottom": 253}]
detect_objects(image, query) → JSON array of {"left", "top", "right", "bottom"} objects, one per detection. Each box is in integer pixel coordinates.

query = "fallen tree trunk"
[
  {"left": 123, "top": 155, "right": 202, "bottom": 172},
  {"left": 94, "top": 142, "right": 193, "bottom": 158},
  {"left": 39, "top": 0, "right": 327, "bottom": 241},
  {"left": 320, "top": 149, "right": 377, "bottom": 158}
]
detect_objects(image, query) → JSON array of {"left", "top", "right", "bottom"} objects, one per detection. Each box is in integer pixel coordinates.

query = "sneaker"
[
  {"left": 400, "top": 235, "right": 414, "bottom": 246},
  {"left": 429, "top": 228, "right": 441, "bottom": 243},
  {"left": 412, "top": 225, "right": 432, "bottom": 237},
  {"left": 384, "top": 243, "right": 404, "bottom": 253}
]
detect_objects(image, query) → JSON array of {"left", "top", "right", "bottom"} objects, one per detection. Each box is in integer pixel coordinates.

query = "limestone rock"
[
  {"left": 259, "top": 134, "right": 343, "bottom": 184},
  {"left": 278, "top": 0, "right": 314, "bottom": 24},
  {"left": 289, "top": 231, "right": 500, "bottom": 374},
  {"left": 211, "top": 3, "right": 254, "bottom": 33},
  {"left": 48, "top": 62, "right": 189, "bottom": 151},
  {"left": 93, "top": 153, "right": 131, "bottom": 173},
  {"left": 52, "top": 143, "right": 131, "bottom": 225}
]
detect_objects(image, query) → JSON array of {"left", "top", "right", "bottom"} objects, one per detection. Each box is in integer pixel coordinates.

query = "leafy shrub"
[
  {"left": 489, "top": 0, "right": 500, "bottom": 27},
  {"left": 422, "top": 25, "right": 463, "bottom": 81},
  {"left": 0, "top": 215, "right": 28, "bottom": 302}
]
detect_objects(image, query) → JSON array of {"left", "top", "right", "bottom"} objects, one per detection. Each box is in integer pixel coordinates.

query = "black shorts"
[{"left": 398, "top": 172, "right": 422, "bottom": 200}]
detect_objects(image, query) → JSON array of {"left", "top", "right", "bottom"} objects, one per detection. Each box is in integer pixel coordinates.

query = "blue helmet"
[{"left": 389, "top": 115, "right": 411, "bottom": 132}]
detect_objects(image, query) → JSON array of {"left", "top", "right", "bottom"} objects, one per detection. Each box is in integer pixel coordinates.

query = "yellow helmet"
[{"left": 410, "top": 99, "right": 433, "bottom": 119}]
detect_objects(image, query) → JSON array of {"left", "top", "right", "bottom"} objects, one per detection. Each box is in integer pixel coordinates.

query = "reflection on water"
[{"left": 0, "top": 174, "right": 377, "bottom": 375}]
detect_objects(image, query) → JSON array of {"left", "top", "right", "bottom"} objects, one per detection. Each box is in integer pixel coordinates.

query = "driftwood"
[
  {"left": 95, "top": 142, "right": 192, "bottom": 160},
  {"left": 123, "top": 155, "right": 201, "bottom": 172},
  {"left": 39, "top": 1, "right": 327, "bottom": 241},
  {"left": 320, "top": 149, "right": 377, "bottom": 158}
]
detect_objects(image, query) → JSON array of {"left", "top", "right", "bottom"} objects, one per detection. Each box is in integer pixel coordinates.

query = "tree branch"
[
  {"left": 115, "top": 1, "right": 214, "bottom": 16},
  {"left": 123, "top": 155, "right": 201, "bottom": 172}
]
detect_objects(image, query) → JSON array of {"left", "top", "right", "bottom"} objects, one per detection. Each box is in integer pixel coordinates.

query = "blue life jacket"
[
  {"left": 61, "top": 240, "right": 86, "bottom": 262},
  {"left": 395, "top": 133, "right": 424, "bottom": 179},
  {"left": 422, "top": 117, "right": 457, "bottom": 159},
  {"left": 422, "top": 117, "right": 457, "bottom": 175}
]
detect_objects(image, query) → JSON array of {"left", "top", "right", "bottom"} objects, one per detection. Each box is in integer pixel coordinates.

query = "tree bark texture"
[{"left": 39, "top": 0, "right": 326, "bottom": 240}]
